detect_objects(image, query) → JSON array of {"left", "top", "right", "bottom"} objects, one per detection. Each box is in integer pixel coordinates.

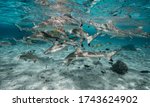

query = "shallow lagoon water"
[{"left": 0, "top": 0, "right": 150, "bottom": 90}]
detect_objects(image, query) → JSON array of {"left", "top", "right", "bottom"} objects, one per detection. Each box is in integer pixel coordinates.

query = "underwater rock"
[
  {"left": 111, "top": 60, "right": 128, "bottom": 75},
  {"left": 140, "top": 70, "right": 150, "bottom": 74},
  {"left": 121, "top": 44, "right": 137, "bottom": 51}
]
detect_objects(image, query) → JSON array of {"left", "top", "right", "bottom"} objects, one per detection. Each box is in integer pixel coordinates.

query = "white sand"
[{"left": 0, "top": 39, "right": 150, "bottom": 90}]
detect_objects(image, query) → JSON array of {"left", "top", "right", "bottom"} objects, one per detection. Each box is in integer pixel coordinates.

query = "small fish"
[
  {"left": 0, "top": 41, "right": 12, "bottom": 46},
  {"left": 140, "top": 70, "right": 150, "bottom": 74},
  {"left": 25, "top": 32, "right": 48, "bottom": 42},
  {"left": 41, "top": 31, "right": 62, "bottom": 41},
  {"left": 19, "top": 50, "right": 39, "bottom": 63}
]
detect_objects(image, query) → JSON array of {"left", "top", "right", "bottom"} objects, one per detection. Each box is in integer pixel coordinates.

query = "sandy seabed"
[{"left": 0, "top": 39, "right": 150, "bottom": 90}]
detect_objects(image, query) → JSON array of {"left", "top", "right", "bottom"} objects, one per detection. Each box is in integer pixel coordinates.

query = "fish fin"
[
  {"left": 64, "top": 58, "right": 74, "bottom": 66},
  {"left": 86, "top": 36, "right": 93, "bottom": 44},
  {"left": 41, "top": 31, "right": 51, "bottom": 38},
  {"left": 44, "top": 48, "right": 51, "bottom": 55},
  {"left": 105, "top": 51, "right": 117, "bottom": 60},
  {"left": 110, "top": 35, "right": 117, "bottom": 38}
]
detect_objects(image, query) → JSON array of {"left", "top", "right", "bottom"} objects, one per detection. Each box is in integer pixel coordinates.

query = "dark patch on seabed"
[{"left": 0, "top": 0, "right": 150, "bottom": 90}]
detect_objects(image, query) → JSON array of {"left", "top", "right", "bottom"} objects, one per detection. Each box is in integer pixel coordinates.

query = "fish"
[
  {"left": 19, "top": 50, "right": 39, "bottom": 63},
  {"left": 41, "top": 29, "right": 70, "bottom": 41},
  {"left": 27, "top": 32, "right": 47, "bottom": 40},
  {"left": 85, "top": 0, "right": 102, "bottom": 13},
  {"left": 71, "top": 28, "right": 99, "bottom": 46},
  {"left": 64, "top": 48, "right": 118, "bottom": 64},
  {"left": 44, "top": 43, "right": 68, "bottom": 54},
  {"left": 0, "top": 41, "right": 12, "bottom": 47},
  {"left": 86, "top": 34, "right": 100, "bottom": 46},
  {"left": 33, "top": 14, "right": 81, "bottom": 33},
  {"left": 140, "top": 70, "right": 150, "bottom": 74},
  {"left": 19, "top": 50, "right": 55, "bottom": 68},
  {"left": 24, "top": 29, "right": 69, "bottom": 45},
  {"left": 89, "top": 19, "right": 150, "bottom": 38},
  {"left": 41, "top": 30, "right": 81, "bottom": 46}
]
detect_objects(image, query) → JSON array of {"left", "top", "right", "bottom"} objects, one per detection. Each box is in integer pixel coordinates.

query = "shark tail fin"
[
  {"left": 63, "top": 58, "right": 74, "bottom": 66},
  {"left": 105, "top": 51, "right": 117, "bottom": 60},
  {"left": 87, "top": 34, "right": 99, "bottom": 46}
]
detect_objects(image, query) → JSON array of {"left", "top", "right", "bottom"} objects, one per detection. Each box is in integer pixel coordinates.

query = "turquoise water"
[{"left": 0, "top": 0, "right": 150, "bottom": 90}]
